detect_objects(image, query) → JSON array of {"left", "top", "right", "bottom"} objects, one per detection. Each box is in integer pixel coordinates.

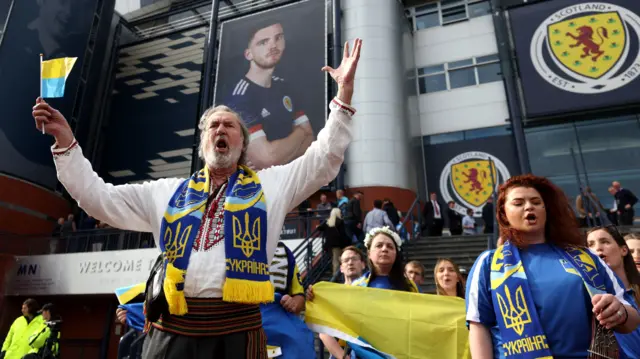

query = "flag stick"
[{"left": 40, "top": 53, "right": 45, "bottom": 134}]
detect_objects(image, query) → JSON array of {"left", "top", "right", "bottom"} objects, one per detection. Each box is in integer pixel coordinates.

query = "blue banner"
[{"left": 260, "top": 293, "right": 315, "bottom": 359}]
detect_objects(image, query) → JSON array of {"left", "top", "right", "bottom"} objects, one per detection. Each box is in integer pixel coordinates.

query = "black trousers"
[
  {"left": 141, "top": 326, "right": 267, "bottom": 359},
  {"left": 620, "top": 208, "right": 635, "bottom": 226},
  {"left": 427, "top": 219, "right": 443, "bottom": 236}
]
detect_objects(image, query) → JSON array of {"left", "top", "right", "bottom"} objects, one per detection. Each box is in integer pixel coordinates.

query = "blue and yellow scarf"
[
  {"left": 490, "top": 241, "right": 612, "bottom": 358},
  {"left": 159, "top": 166, "right": 273, "bottom": 315}
]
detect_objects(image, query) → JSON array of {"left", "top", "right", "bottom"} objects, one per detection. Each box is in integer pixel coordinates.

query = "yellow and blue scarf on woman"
[
  {"left": 159, "top": 166, "right": 273, "bottom": 315},
  {"left": 490, "top": 240, "right": 613, "bottom": 359}
]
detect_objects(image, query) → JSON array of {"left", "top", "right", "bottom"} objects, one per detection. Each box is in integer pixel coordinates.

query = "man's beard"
[{"left": 204, "top": 146, "right": 242, "bottom": 169}]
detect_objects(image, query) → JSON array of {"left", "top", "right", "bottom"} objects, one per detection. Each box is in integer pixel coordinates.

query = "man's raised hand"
[
  {"left": 32, "top": 97, "right": 74, "bottom": 148},
  {"left": 322, "top": 38, "right": 362, "bottom": 104}
]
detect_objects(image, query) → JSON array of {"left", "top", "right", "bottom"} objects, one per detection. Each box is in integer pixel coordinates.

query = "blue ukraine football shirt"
[{"left": 465, "top": 243, "right": 630, "bottom": 359}]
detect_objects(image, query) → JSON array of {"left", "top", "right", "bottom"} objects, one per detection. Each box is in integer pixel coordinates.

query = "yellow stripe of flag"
[
  {"left": 305, "top": 282, "right": 471, "bottom": 359},
  {"left": 42, "top": 57, "right": 77, "bottom": 80}
]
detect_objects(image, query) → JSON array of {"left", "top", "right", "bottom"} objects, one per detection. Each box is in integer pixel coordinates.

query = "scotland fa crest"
[
  {"left": 530, "top": 2, "right": 640, "bottom": 94},
  {"left": 439, "top": 152, "right": 511, "bottom": 215},
  {"left": 282, "top": 96, "right": 293, "bottom": 112}
]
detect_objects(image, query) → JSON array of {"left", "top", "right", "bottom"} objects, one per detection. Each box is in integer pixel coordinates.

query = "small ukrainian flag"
[
  {"left": 114, "top": 283, "right": 146, "bottom": 305},
  {"left": 40, "top": 55, "right": 77, "bottom": 98}
]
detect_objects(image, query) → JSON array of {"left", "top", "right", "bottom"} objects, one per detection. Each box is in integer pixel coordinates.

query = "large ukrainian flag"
[
  {"left": 305, "top": 282, "right": 470, "bottom": 359},
  {"left": 41, "top": 56, "right": 77, "bottom": 98}
]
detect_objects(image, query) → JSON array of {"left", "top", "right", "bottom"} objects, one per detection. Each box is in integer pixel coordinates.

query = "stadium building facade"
[{"left": 1, "top": 0, "right": 640, "bottom": 357}]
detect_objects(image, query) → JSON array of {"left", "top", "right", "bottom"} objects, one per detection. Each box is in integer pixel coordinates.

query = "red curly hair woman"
[{"left": 465, "top": 174, "right": 639, "bottom": 359}]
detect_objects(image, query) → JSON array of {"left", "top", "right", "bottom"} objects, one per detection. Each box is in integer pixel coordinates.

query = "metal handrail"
[
  {"left": 400, "top": 197, "right": 421, "bottom": 232},
  {"left": 0, "top": 211, "right": 330, "bottom": 256}
]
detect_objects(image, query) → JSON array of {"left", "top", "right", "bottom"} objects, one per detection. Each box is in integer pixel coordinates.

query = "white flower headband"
[{"left": 364, "top": 226, "right": 402, "bottom": 249}]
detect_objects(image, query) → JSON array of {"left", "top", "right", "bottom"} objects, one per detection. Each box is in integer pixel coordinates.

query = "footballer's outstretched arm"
[
  {"left": 246, "top": 126, "right": 310, "bottom": 169},
  {"left": 295, "top": 121, "right": 314, "bottom": 157}
]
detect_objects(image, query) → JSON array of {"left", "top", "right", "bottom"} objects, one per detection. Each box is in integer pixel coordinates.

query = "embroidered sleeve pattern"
[
  {"left": 329, "top": 97, "right": 356, "bottom": 117},
  {"left": 51, "top": 140, "right": 79, "bottom": 159}
]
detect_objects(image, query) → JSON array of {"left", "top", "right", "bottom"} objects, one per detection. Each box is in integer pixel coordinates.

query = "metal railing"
[
  {"left": 0, "top": 210, "right": 333, "bottom": 257},
  {"left": 0, "top": 228, "right": 155, "bottom": 256},
  {"left": 117, "top": 329, "right": 145, "bottom": 359}
]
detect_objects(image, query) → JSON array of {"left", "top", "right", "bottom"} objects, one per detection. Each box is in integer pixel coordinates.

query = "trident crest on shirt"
[
  {"left": 497, "top": 285, "right": 532, "bottom": 336},
  {"left": 232, "top": 213, "right": 261, "bottom": 258}
]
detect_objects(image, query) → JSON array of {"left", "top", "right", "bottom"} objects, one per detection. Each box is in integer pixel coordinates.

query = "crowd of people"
[
  {"left": 24, "top": 34, "right": 640, "bottom": 359},
  {"left": 576, "top": 182, "right": 638, "bottom": 227}
]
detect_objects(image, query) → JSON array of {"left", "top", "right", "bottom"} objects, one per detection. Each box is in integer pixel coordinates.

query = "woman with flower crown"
[
  {"left": 466, "top": 174, "right": 640, "bottom": 359},
  {"left": 307, "top": 226, "right": 419, "bottom": 298},
  {"left": 350, "top": 226, "right": 419, "bottom": 292}
]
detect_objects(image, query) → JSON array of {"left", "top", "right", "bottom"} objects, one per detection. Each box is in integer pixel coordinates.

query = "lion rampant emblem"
[{"left": 566, "top": 25, "right": 609, "bottom": 62}]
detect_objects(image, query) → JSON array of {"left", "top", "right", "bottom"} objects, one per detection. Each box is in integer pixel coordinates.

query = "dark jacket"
[
  {"left": 482, "top": 202, "right": 494, "bottom": 230},
  {"left": 383, "top": 203, "right": 400, "bottom": 227},
  {"left": 318, "top": 218, "right": 349, "bottom": 249},
  {"left": 447, "top": 208, "right": 462, "bottom": 233},
  {"left": 423, "top": 200, "right": 444, "bottom": 223},
  {"left": 616, "top": 189, "right": 638, "bottom": 210},
  {"left": 345, "top": 198, "right": 362, "bottom": 222}
]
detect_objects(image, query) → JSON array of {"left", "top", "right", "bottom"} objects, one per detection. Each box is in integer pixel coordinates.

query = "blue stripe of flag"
[{"left": 41, "top": 77, "right": 67, "bottom": 98}]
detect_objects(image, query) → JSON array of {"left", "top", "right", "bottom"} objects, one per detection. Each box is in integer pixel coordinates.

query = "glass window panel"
[
  {"left": 168, "top": 11, "right": 195, "bottom": 23},
  {"left": 425, "top": 132, "right": 465, "bottom": 145},
  {"left": 464, "top": 126, "right": 511, "bottom": 140},
  {"left": 449, "top": 67, "right": 476, "bottom": 89},
  {"left": 416, "top": 12, "right": 440, "bottom": 30},
  {"left": 449, "top": 59, "right": 474, "bottom": 69},
  {"left": 418, "top": 64, "right": 445, "bottom": 75},
  {"left": 418, "top": 74, "right": 447, "bottom": 94},
  {"left": 196, "top": 5, "right": 211, "bottom": 13},
  {"left": 442, "top": 6, "right": 468, "bottom": 23},
  {"left": 477, "top": 54, "right": 499, "bottom": 64},
  {"left": 416, "top": 3, "right": 438, "bottom": 13},
  {"left": 441, "top": 0, "right": 465, "bottom": 8},
  {"left": 477, "top": 62, "right": 502, "bottom": 84},
  {"left": 468, "top": 1, "right": 492, "bottom": 18},
  {"left": 525, "top": 124, "right": 586, "bottom": 207},
  {"left": 575, "top": 118, "right": 640, "bottom": 206}
]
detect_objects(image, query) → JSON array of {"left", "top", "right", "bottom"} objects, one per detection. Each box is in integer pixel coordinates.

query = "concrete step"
[{"left": 406, "top": 235, "right": 489, "bottom": 289}]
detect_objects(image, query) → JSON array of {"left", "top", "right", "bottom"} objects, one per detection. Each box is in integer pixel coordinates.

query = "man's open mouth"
[{"left": 215, "top": 139, "right": 228, "bottom": 151}]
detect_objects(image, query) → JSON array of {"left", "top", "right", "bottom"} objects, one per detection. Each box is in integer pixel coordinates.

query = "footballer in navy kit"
[{"left": 224, "top": 22, "right": 314, "bottom": 170}]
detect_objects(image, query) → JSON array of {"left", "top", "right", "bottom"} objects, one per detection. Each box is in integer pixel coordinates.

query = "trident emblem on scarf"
[
  {"left": 497, "top": 285, "right": 532, "bottom": 336},
  {"left": 233, "top": 212, "right": 261, "bottom": 258},
  {"left": 164, "top": 223, "right": 192, "bottom": 262}
]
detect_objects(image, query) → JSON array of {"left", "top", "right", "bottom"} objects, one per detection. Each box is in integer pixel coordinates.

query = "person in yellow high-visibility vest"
[
  {"left": 0, "top": 299, "right": 43, "bottom": 359},
  {"left": 23, "top": 303, "right": 60, "bottom": 359}
]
